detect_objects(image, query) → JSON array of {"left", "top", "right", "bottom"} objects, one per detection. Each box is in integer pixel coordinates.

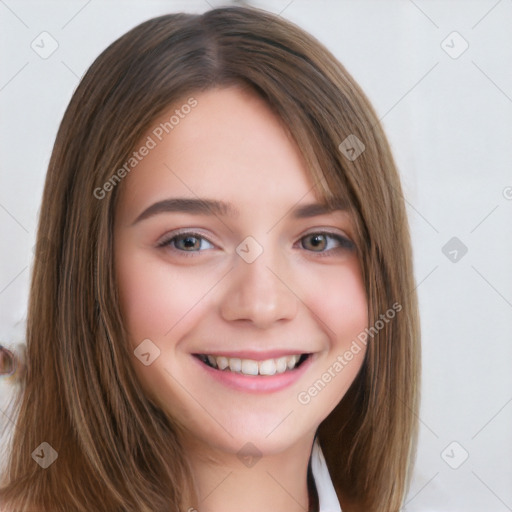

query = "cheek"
[
  {"left": 295, "top": 258, "right": 368, "bottom": 409},
  {"left": 115, "top": 251, "right": 216, "bottom": 343},
  {"left": 301, "top": 258, "right": 368, "bottom": 344},
  {"left": 114, "top": 251, "right": 213, "bottom": 415}
]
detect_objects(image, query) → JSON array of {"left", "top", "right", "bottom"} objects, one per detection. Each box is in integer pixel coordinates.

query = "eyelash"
[{"left": 157, "top": 230, "right": 355, "bottom": 258}]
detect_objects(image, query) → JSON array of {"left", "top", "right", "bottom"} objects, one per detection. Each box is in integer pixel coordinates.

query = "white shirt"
[{"left": 310, "top": 438, "right": 342, "bottom": 512}]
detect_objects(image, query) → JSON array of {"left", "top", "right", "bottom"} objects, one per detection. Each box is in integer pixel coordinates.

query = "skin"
[{"left": 114, "top": 86, "right": 368, "bottom": 512}]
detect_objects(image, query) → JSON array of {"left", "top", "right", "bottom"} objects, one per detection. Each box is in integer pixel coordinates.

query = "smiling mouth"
[{"left": 194, "top": 353, "right": 310, "bottom": 376}]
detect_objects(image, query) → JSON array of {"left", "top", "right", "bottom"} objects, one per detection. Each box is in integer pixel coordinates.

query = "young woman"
[{"left": 0, "top": 6, "right": 420, "bottom": 512}]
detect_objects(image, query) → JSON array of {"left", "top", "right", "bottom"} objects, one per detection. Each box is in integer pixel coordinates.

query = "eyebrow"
[{"left": 131, "top": 197, "right": 347, "bottom": 225}]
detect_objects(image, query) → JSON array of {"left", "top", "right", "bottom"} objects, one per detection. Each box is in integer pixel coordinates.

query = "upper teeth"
[{"left": 202, "top": 354, "right": 302, "bottom": 376}]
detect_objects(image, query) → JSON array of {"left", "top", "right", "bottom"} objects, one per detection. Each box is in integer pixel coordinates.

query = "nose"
[{"left": 219, "top": 247, "right": 298, "bottom": 328}]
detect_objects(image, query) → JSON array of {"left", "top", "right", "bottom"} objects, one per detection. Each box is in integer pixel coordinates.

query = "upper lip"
[{"left": 193, "top": 350, "right": 310, "bottom": 361}]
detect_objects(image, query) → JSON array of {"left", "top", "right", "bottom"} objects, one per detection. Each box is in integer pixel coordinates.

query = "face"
[{"left": 114, "top": 86, "right": 368, "bottom": 459}]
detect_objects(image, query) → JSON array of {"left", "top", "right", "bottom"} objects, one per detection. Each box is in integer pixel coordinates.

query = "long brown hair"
[{"left": 0, "top": 6, "right": 420, "bottom": 511}]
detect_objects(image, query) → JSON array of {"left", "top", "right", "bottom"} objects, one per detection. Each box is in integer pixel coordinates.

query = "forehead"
[{"left": 116, "top": 86, "right": 328, "bottom": 218}]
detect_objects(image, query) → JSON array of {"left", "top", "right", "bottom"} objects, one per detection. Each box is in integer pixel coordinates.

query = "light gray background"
[{"left": 1, "top": 1, "right": 511, "bottom": 510}]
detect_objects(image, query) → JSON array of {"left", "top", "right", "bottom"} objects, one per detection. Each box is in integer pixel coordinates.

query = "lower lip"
[{"left": 192, "top": 355, "right": 314, "bottom": 393}]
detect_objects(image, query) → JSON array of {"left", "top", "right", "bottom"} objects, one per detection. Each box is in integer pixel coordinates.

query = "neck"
[{"left": 184, "top": 436, "right": 315, "bottom": 512}]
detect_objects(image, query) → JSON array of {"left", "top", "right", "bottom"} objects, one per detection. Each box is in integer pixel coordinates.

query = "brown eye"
[
  {"left": 174, "top": 235, "right": 202, "bottom": 251},
  {"left": 300, "top": 232, "right": 354, "bottom": 253},
  {"left": 302, "top": 233, "right": 327, "bottom": 251}
]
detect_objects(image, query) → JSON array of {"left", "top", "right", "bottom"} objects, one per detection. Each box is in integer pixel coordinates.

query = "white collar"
[{"left": 310, "top": 438, "right": 342, "bottom": 512}]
